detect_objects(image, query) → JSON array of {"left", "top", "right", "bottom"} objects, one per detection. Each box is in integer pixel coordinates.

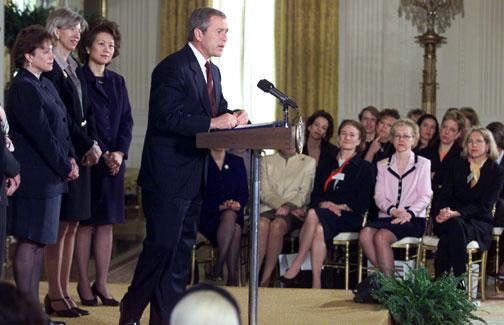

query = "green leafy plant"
[
  {"left": 371, "top": 267, "right": 485, "bottom": 325},
  {"left": 4, "top": 2, "right": 52, "bottom": 50}
]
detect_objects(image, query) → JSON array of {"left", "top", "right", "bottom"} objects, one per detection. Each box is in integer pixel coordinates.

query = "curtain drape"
[
  {"left": 275, "top": 0, "right": 339, "bottom": 123},
  {"left": 159, "top": 0, "right": 209, "bottom": 59}
]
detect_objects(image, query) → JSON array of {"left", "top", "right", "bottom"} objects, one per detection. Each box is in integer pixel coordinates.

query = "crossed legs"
[{"left": 359, "top": 227, "right": 398, "bottom": 276}]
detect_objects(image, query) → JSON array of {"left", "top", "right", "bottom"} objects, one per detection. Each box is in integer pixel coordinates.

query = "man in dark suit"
[{"left": 120, "top": 7, "right": 248, "bottom": 325}]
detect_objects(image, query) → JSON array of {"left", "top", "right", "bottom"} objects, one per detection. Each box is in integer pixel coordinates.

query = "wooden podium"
[{"left": 197, "top": 127, "right": 295, "bottom": 325}]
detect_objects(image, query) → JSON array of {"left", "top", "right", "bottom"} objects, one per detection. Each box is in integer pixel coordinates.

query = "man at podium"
[{"left": 120, "top": 7, "right": 248, "bottom": 325}]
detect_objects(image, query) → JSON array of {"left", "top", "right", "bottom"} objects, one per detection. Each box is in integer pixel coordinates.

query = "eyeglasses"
[{"left": 393, "top": 135, "right": 413, "bottom": 140}]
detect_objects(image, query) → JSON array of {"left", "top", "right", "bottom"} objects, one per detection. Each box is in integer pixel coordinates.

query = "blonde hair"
[
  {"left": 462, "top": 127, "right": 499, "bottom": 161},
  {"left": 390, "top": 118, "right": 420, "bottom": 147},
  {"left": 170, "top": 289, "right": 240, "bottom": 325}
]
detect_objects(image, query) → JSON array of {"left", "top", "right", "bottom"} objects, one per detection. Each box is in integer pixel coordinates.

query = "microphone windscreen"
[{"left": 257, "top": 79, "right": 273, "bottom": 92}]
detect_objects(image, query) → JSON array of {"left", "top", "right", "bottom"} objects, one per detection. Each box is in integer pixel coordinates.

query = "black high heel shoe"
[
  {"left": 64, "top": 296, "right": 90, "bottom": 316},
  {"left": 44, "top": 295, "right": 80, "bottom": 318},
  {"left": 91, "top": 283, "right": 120, "bottom": 306},
  {"left": 77, "top": 284, "right": 98, "bottom": 306},
  {"left": 279, "top": 269, "right": 300, "bottom": 286}
]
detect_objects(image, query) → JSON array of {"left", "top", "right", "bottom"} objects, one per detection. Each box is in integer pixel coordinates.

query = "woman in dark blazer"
[
  {"left": 43, "top": 8, "right": 99, "bottom": 316},
  {"left": 74, "top": 18, "right": 133, "bottom": 306},
  {"left": 6, "top": 25, "right": 77, "bottom": 313},
  {"left": 281, "top": 120, "right": 374, "bottom": 288},
  {"left": 302, "top": 110, "right": 338, "bottom": 166},
  {"left": 199, "top": 149, "right": 248, "bottom": 286},
  {"left": 418, "top": 109, "right": 465, "bottom": 225},
  {"left": 433, "top": 127, "right": 504, "bottom": 279}
]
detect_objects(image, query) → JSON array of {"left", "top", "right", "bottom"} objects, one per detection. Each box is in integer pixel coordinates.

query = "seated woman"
[
  {"left": 360, "top": 119, "right": 432, "bottom": 276},
  {"left": 433, "top": 127, "right": 504, "bottom": 279},
  {"left": 419, "top": 109, "right": 465, "bottom": 218},
  {"left": 281, "top": 120, "right": 374, "bottom": 288},
  {"left": 302, "top": 110, "right": 338, "bottom": 165},
  {"left": 199, "top": 149, "right": 248, "bottom": 286},
  {"left": 258, "top": 148, "right": 316, "bottom": 287},
  {"left": 363, "top": 108, "right": 400, "bottom": 164},
  {"left": 486, "top": 122, "right": 504, "bottom": 278},
  {"left": 415, "top": 114, "right": 439, "bottom": 152}
]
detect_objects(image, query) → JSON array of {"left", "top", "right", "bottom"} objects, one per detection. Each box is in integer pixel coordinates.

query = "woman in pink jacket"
[{"left": 359, "top": 118, "right": 433, "bottom": 276}]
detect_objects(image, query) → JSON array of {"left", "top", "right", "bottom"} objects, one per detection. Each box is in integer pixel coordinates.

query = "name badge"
[
  {"left": 81, "top": 120, "right": 87, "bottom": 127},
  {"left": 333, "top": 173, "right": 345, "bottom": 181},
  {"left": 467, "top": 173, "right": 474, "bottom": 184}
]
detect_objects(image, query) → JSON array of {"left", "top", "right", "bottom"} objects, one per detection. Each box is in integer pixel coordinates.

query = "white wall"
[
  {"left": 106, "top": 0, "right": 159, "bottom": 168},
  {"left": 339, "top": 0, "right": 504, "bottom": 126}
]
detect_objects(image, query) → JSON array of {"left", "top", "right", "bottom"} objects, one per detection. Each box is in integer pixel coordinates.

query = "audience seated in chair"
[
  {"left": 358, "top": 106, "right": 379, "bottom": 157},
  {"left": 363, "top": 108, "right": 400, "bottom": 164},
  {"left": 359, "top": 119, "right": 432, "bottom": 277},
  {"left": 414, "top": 114, "right": 439, "bottom": 152},
  {"left": 433, "top": 127, "right": 504, "bottom": 280},
  {"left": 302, "top": 110, "right": 338, "bottom": 166},
  {"left": 487, "top": 122, "right": 504, "bottom": 278},
  {"left": 170, "top": 284, "right": 240, "bottom": 325},
  {"left": 281, "top": 120, "right": 374, "bottom": 288},
  {"left": 257, "top": 148, "right": 316, "bottom": 287},
  {"left": 460, "top": 106, "right": 480, "bottom": 140},
  {"left": 199, "top": 149, "right": 248, "bottom": 286}
]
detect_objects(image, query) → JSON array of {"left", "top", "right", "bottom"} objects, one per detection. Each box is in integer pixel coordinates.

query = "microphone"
[{"left": 257, "top": 79, "right": 298, "bottom": 109}]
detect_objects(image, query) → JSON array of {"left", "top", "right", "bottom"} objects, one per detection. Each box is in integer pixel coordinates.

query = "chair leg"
[
  {"left": 344, "top": 242, "right": 350, "bottom": 290},
  {"left": 357, "top": 246, "right": 363, "bottom": 284},
  {"left": 481, "top": 251, "right": 488, "bottom": 301},
  {"left": 496, "top": 237, "right": 500, "bottom": 294},
  {"left": 416, "top": 244, "right": 423, "bottom": 269},
  {"left": 468, "top": 250, "right": 473, "bottom": 300},
  {"left": 190, "top": 244, "right": 197, "bottom": 286},
  {"left": 405, "top": 244, "right": 410, "bottom": 261},
  {"left": 238, "top": 249, "right": 243, "bottom": 287}
]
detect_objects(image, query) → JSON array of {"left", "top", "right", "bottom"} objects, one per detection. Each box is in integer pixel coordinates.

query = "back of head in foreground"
[{"left": 170, "top": 284, "right": 241, "bottom": 325}]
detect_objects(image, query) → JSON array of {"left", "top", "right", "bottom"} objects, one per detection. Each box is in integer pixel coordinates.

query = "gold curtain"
[
  {"left": 275, "top": 0, "right": 339, "bottom": 123},
  {"left": 159, "top": 0, "right": 209, "bottom": 59}
]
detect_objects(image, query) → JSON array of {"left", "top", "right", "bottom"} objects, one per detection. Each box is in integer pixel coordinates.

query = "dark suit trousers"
[
  {"left": 434, "top": 217, "right": 473, "bottom": 278},
  {"left": 122, "top": 189, "right": 200, "bottom": 324}
]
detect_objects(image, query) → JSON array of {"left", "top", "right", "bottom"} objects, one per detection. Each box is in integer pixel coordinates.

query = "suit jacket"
[
  {"left": 434, "top": 157, "right": 504, "bottom": 250},
  {"left": 310, "top": 153, "right": 375, "bottom": 228},
  {"left": 6, "top": 69, "right": 73, "bottom": 198},
  {"left": 0, "top": 146, "right": 20, "bottom": 207},
  {"left": 43, "top": 58, "right": 98, "bottom": 159},
  {"left": 493, "top": 158, "right": 504, "bottom": 226},
  {"left": 260, "top": 152, "right": 316, "bottom": 213},
  {"left": 374, "top": 152, "right": 432, "bottom": 219},
  {"left": 138, "top": 44, "right": 232, "bottom": 197}
]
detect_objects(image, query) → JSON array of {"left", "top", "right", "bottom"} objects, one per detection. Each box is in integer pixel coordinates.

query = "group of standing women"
[{"left": 6, "top": 8, "right": 132, "bottom": 324}]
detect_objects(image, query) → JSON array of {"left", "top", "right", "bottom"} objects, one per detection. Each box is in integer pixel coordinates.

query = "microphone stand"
[{"left": 282, "top": 101, "right": 289, "bottom": 128}]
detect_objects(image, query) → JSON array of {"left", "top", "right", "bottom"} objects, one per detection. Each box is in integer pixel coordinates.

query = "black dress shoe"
[
  {"left": 77, "top": 284, "right": 98, "bottom": 306},
  {"left": 47, "top": 318, "right": 66, "bottom": 325},
  {"left": 119, "top": 300, "right": 140, "bottom": 325},
  {"left": 92, "top": 283, "right": 120, "bottom": 306},
  {"left": 44, "top": 295, "right": 80, "bottom": 318},
  {"left": 279, "top": 274, "right": 299, "bottom": 286},
  {"left": 64, "top": 296, "right": 90, "bottom": 315}
]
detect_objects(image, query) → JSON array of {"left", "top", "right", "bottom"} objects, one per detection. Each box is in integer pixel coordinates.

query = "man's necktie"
[{"left": 205, "top": 61, "right": 217, "bottom": 117}]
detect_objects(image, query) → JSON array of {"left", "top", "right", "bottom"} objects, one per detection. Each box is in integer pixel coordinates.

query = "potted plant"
[{"left": 371, "top": 267, "right": 485, "bottom": 325}]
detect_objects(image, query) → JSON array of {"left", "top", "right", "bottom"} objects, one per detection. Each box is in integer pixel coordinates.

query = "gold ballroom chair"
[{"left": 325, "top": 212, "right": 368, "bottom": 290}]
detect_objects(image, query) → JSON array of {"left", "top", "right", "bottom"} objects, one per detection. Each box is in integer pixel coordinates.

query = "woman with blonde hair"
[{"left": 433, "top": 127, "right": 504, "bottom": 279}]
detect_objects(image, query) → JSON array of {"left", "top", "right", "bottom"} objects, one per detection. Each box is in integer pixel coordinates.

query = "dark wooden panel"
[{"left": 196, "top": 127, "right": 295, "bottom": 150}]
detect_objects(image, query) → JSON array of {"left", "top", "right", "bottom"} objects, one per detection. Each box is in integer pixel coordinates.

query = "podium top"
[{"left": 196, "top": 127, "right": 295, "bottom": 150}]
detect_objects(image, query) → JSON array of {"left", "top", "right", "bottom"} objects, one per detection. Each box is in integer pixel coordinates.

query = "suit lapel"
[{"left": 184, "top": 45, "right": 211, "bottom": 117}]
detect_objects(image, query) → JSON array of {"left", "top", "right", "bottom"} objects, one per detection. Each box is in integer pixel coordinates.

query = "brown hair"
[
  {"left": 460, "top": 107, "right": 480, "bottom": 127},
  {"left": 378, "top": 108, "right": 400, "bottom": 122},
  {"left": 78, "top": 17, "right": 121, "bottom": 63},
  {"left": 358, "top": 106, "right": 379, "bottom": 121},
  {"left": 12, "top": 25, "right": 52, "bottom": 69},
  {"left": 487, "top": 122, "right": 504, "bottom": 150},
  {"left": 337, "top": 119, "right": 366, "bottom": 153},
  {"left": 441, "top": 109, "right": 465, "bottom": 134}
]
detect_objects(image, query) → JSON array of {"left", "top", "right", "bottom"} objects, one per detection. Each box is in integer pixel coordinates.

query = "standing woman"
[
  {"left": 359, "top": 119, "right": 432, "bottom": 277},
  {"left": 434, "top": 127, "right": 504, "bottom": 279},
  {"left": 281, "top": 120, "right": 374, "bottom": 288},
  {"left": 6, "top": 24, "right": 77, "bottom": 313},
  {"left": 44, "top": 8, "right": 101, "bottom": 316},
  {"left": 75, "top": 18, "right": 133, "bottom": 305}
]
